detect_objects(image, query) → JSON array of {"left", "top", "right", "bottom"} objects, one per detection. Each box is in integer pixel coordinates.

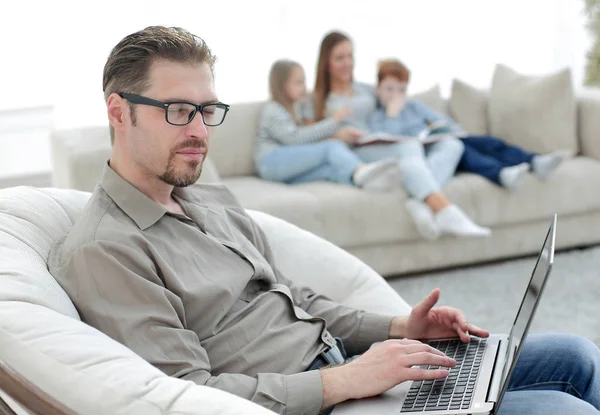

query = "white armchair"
[{"left": 0, "top": 186, "right": 411, "bottom": 414}]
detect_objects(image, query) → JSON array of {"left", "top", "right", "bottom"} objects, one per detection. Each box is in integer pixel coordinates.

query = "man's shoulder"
[{"left": 52, "top": 187, "right": 138, "bottom": 260}]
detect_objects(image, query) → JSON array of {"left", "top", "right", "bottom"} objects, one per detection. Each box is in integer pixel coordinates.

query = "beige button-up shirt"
[{"left": 48, "top": 164, "right": 394, "bottom": 415}]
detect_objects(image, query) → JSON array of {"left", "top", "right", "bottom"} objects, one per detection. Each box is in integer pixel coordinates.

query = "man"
[{"left": 49, "top": 26, "right": 600, "bottom": 415}]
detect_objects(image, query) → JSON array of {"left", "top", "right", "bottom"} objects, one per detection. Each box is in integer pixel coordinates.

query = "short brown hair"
[
  {"left": 102, "top": 26, "right": 217, "bottom": 144},
  {"left": 377, "top": 59, "right": 410, "bottom": 85}
]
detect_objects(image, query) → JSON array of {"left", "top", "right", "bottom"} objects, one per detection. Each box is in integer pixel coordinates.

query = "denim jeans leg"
[
  {"left": 424, "top": 137, "right": 464, "bottom": 188},
  {"left": 353, "top": 140, "right": 439, "bottom": 200},
  {"left": 497, "top": 333, "right": 600, "bottom": 415},
  {"left": 257, "top": 140, "right": 360, "bottom": 185}
]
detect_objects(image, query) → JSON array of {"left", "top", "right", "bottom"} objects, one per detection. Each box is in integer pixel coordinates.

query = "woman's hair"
[
  {"left": 312, "top": 31, "right": 351, "bottom": 121},
  {"left": 269, "top": 59, "right": 301, "bottom": 123},
  {"left": 377, "top": 58, "right": 411, "bottom": 84}
]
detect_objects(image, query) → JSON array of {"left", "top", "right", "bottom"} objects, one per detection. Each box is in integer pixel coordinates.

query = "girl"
[{"left": 255, "top": 60, "right": 399, "bottom": 191}]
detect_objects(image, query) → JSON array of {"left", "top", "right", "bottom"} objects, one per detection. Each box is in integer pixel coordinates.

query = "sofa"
[
  {"left": 50, "top": 65, "right": 600, "bottom": 277},
  {"left": 0, "top": 186, "right": 411, "bottom": 414}
]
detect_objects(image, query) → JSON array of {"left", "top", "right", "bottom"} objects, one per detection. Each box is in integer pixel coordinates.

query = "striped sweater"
[{"left": 254, "top": 101, "right": 339, "bottom": 162}]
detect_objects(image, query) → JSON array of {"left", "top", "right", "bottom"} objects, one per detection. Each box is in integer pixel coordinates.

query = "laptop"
[{"left": 332, "top": 214, "right": 557, "bottom": 415}]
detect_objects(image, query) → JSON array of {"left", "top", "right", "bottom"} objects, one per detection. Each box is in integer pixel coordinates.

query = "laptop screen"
[{"left": 495, "top": 215, "right": 556, "bottom": 412}]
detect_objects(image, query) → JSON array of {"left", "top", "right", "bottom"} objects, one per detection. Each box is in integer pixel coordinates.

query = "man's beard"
[{"left": 158, "top": 140, "right": 206, "bottom": 187}]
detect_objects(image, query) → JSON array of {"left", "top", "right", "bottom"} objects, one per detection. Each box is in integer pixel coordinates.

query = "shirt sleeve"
[
  {"left": 246, "top": 218, "right": 395, "bottom": 357},
  {"left": 368, "top": 108, "right": 406, "bottom": 135},
  {"left": 411, "top": 100, "right": 462, "bottom": 132},
  {"left": 261, "top": 102, "right": 338, "bottom": 145},
  {"left": 55, "top": 240, "right": 324, "bottom": 415}
]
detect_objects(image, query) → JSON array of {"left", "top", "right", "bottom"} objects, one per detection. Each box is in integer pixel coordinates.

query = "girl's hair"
[
  {"left": 312, "top": 31, "right": 351, "bottom": 121},
  {"left": 269, "top": 59, "right": 301, "bottom": 123},
  {"left": 377, "top": 58, "right": 411, "bottom": 84}
]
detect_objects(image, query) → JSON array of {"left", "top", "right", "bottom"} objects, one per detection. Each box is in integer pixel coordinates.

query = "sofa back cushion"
[
  {"left": 209, "top": 101, "right": 266, "bottom": 177},
  {"left": 488, "top": 64, "right": 578, "bottom": 155},
  {"left": 449, "top": 79, "right": 489, "bottom": 135}
]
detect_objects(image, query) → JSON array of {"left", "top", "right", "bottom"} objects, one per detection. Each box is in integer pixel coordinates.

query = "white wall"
[{"left": 0, "top": 0, "right": 592, "bottom": 182}]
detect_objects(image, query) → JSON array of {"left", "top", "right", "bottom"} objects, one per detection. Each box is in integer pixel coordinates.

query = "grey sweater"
[
  {"left": 254, "top": 101, "right": 338, "bottom": 163},
  {"left": 301, "top": 82, "right": 377, "bottom": 134}
]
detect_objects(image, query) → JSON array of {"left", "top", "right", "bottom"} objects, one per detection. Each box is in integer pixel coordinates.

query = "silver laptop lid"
[{"left": 494, "top": 214, "right": 557, "bottom": 413}]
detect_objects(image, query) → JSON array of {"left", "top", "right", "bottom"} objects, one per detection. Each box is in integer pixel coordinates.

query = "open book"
[{"left": 354, "top": 127, "right": 455, "bottom": 147}]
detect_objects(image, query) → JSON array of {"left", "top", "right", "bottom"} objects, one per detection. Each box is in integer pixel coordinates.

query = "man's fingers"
[
  {"left": 399, "top": 343, "right": 447, "bottom": 357},
  {"left": 412, "top": 288, "right": 441, "bottom": 318},
  {"left": 452, "top": 322, "right": 471, "bottom": 343},
  {"left": 466, "top": 323, "right": 490, "bottom": 339},
  {"left": 404, "top": 352, "right": 456, "bottom": 369},
  {"left": 405, "top": 367, "right": 450, "bottom": 381}
]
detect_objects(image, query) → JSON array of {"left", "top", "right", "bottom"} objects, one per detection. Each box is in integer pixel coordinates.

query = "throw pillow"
[
  {"left": 449, "top": 79, "right": 489, "bottom": 135},
  {"left": 488, "top": 64, "right": 577, "bottom": 155},
  {"left": 410, "top": 84, "right": 447, "bottom": 115}
]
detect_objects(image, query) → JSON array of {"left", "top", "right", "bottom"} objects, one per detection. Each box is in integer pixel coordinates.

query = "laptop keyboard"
[{"left": 400, "top": 338, "right": 487, "bottom": 412}]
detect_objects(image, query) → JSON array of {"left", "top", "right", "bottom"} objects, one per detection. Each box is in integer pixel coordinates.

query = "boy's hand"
[
  {"left": 386, "top": 95, "right": 405, "bottom": 118},
  {"left": 333, "top": 127, "right": 364, "bottom": 144}
]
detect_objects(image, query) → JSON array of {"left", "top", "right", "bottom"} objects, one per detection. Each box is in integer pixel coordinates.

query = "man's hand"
[
  {"left": 333, "top": 127, "right": 364, "bottom": 144},
  {"left": 397, "top": 288, "right": 490, "bottom": 343},
  {"left": 320, "top": 339, "right": 456, "bottom": 409}
]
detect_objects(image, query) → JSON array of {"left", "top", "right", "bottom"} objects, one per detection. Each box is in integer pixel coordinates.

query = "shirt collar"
[{"left": 100, "top": 162, "right": 168, "bottom": 230}]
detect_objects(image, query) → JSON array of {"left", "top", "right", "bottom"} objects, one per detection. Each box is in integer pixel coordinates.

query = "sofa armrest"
[
  {"left": 578, "top": 87, "right": 600, "bottom": 160},
  {"left": 50, "top": 126, "right": 111, "bottom": 192}
]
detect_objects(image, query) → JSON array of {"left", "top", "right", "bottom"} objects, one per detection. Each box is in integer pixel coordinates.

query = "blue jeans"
[
  {"left": 458, "top": 136, "right": 536, "bottom": 185},
  {"left": 353, "top": 137, "right": 464, "bottom": 200},
  {"left": 257, "top": 140, "right": 361, "bottom": 185},
  {"left": 308, "top": 334, "right": 600, "bottom": 414}
]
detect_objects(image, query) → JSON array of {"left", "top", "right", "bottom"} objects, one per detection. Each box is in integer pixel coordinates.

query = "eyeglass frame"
[{"left": 118, "top": 93, "right": 230, "bottom": 127}]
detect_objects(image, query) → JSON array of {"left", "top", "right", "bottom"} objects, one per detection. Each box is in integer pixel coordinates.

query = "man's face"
[
  {"left": 376, "top": 76, "right": 408, "bottom": 106},
  {"left": 123, "top": 60, "right": 217, "bottom": 187}
]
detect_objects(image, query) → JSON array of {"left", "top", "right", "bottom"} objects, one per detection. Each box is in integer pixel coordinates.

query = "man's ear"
[{"left": 107, "top": 93, "right": 126, "bottom": 132}]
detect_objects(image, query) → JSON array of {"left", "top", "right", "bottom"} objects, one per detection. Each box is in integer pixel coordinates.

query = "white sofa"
[
  {"left": 50, "top": 74, "right": 600, "bottom": 277},
  {"left": 0, "top": 186, "right": 411, "bottom": 414}
]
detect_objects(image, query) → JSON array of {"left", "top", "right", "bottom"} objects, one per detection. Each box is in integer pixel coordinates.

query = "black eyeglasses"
[{"left": 118, "top": 93, "right": 230, "bottom": 127}]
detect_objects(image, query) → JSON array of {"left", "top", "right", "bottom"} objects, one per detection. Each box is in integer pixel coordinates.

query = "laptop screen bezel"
[{"left": 493, "top": 214, "right": 556, "bottom": 414}]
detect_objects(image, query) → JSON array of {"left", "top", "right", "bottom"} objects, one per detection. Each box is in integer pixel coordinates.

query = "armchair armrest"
[{"left": 578, "top": 87, "right": 600, "bottom": 160}]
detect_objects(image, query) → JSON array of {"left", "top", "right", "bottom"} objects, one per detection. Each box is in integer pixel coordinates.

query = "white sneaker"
[
  {"left": 353, "top": 160, "right": 400, "bottom": 191},
  {"left": 499, "top": 163, "right": 529, "bottom": 190},
  {"left": 531, "top": 152, "right": 565, "bottom": 181},
  {"left": 435, "top": 204, "right": 491, "bottom": 237},
  {"left": 405, "top": 199, "right": 440, "bottom": 240}
]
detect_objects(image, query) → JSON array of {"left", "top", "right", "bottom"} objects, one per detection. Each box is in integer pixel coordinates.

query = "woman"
[{"left": 303, "top": 31, "right": 490, "bottom": 240}]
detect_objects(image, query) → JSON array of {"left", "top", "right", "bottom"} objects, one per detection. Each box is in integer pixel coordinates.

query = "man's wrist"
[
  {"left": 320, "top": 366, "right": 351, "bottom": 410},
  {"left": 389, "top": 316, "right": 408, "bottom": 338}
]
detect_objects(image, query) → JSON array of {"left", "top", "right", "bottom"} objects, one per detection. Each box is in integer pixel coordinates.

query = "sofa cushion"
[
  {"left": 410, "top": 84, "right": 448, "bottom": 115},
  {"left": 450, "top": 157, "right": 600, "bottom": 227},
  {"left": 223, "top": 176, "right": 324, "bottom": 236},
  {"left": 488, "top": 64, "right": 578, "bottom": 155},
  {"left": 209, "top": 101, "right": 265, "bottom": 178},
  {"left": 293, "top": 181, "right": 421, "bottom": 247},
  {"left": 449, "top": 79, "right": 489, "bottom": 135}
]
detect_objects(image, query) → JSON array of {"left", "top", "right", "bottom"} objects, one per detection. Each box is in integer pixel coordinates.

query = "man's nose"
[{"left": 185, "top": 111, "right": 209, "bottom": 138}]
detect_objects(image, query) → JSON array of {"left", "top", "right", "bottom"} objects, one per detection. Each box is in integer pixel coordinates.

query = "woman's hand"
[
  {"left": 333, "top": 107, "right": 353, "bottom": 123},
  {"left": 333, "top": 127, "right": 364, "bottom": 144}
]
